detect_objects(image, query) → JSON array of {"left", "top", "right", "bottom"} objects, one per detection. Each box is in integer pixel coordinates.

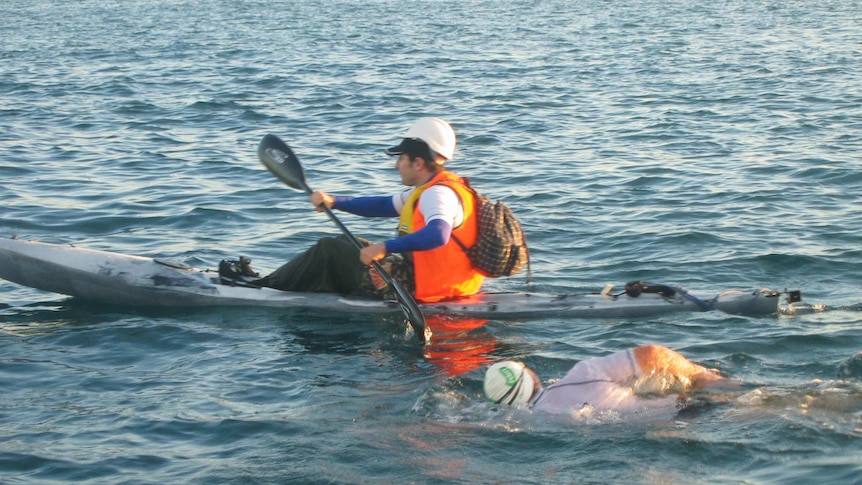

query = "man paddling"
[
  {"left": 484, "top": 345, "right": 729, "bottom": 415},
  {"left": 253, "top": 118, "right": 485, "bottom": 303}
]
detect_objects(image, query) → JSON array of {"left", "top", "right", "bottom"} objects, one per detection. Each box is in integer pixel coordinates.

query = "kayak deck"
[{"left": 0, "top": 237, "right": 794, "bottom": 318}]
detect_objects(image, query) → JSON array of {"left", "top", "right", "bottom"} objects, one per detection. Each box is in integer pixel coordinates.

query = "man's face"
[{"left": 395, "top": 153, "right": 423, "bottom": 186}]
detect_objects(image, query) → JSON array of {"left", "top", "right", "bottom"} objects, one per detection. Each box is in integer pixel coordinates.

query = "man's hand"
[
  {"left": 310, "top": 191, "right": 334, "bottom": 211},
  {"left": 360, "top": 242, "right": 387, "bottom": 266}
]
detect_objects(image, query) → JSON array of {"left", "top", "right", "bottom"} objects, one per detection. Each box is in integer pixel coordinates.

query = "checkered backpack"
[{"left": 448, "top": 179, "right": 531, "bottom": 280}]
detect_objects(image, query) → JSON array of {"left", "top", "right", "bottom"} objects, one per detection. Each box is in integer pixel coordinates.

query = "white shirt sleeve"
[
  {"left": 391, "top": 185, "right": 464, "bottom": 227},
  {"left": 417, "top": 185, "right": 464, "bottom": 227}
]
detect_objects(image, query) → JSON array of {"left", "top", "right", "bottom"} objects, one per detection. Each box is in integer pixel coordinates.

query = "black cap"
[{"left": 384, "top": 138, "right": 435, "bottom": 161}]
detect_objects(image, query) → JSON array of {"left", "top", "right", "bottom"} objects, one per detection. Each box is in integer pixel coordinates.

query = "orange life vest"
[{"left": 397, "top": 171, "right": 484, "bottom": 302}]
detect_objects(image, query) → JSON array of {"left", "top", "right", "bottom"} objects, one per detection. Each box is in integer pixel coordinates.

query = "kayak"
[{"left": 0, "top": 237, "right": 798, "bottom": 319}]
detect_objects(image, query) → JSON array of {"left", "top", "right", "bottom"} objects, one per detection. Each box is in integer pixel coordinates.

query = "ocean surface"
[{"left": 2, "top": 0, "right": 862, "bottom": 483}]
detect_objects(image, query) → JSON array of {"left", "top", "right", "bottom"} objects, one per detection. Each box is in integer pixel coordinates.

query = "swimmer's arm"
[{"left": 632, "top": 345, "right": 727, "bottom": 390}]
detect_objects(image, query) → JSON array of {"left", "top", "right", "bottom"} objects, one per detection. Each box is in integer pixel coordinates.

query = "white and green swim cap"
[{"left": 484, "top": 361, "right": 536, "bottom": 405}]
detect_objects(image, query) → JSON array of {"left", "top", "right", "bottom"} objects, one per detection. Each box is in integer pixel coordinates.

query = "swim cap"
[{"left": 484, "top": 361, "right": 536, "bottom": 405}]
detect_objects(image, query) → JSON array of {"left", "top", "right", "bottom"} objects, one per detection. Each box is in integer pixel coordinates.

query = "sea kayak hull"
[{"left": 0, "top": 238, "right": 788, "bottom": 318}]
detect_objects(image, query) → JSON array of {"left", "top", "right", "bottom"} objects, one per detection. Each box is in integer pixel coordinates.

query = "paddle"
[{"left": 257, "top": 133, "right": 430, "bottom": 342}]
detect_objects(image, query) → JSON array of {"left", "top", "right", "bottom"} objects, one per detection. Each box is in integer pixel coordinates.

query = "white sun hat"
[{"left": 385, "top": 117, "right": 457, "bottom": 161}]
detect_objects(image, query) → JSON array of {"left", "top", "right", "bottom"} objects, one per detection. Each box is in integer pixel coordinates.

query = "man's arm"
[
  {"left": 310, "top": 191, "right": 399, "bottom": 217},
  {"left": 357, "top": 185, "right": 459, "bottom": 265},
  {"left": 332, "top": 196, "right": 399, "bottom": 217},
  {"left": 632, "top": 345, "right": 726, "bottom": 390},
  {"left": 359, "top": 220, "right": 451, "bottom": 265}
]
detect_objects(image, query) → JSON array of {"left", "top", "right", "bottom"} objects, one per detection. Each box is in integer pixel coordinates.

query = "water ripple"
[{"left": 2, "top": 0, "right": 862, "bottom": 483}]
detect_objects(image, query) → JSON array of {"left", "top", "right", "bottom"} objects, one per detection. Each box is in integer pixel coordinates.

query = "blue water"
[{"left": 2, "top": 0, "right": 862, "bottom": 482}]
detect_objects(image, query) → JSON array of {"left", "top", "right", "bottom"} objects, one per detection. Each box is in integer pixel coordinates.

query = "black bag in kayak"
[
  {"left": 218, "top": 256, "right": 260, "bottom": 286},
  {"left": 624, "top": 281, "right": 676, "bottom": 298},
  {"left": 447, "top": 179, "right": 530, "bottom": 280}
]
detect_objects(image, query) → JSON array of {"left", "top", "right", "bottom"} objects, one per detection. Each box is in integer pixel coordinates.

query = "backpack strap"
[{"left": 435, "top": 178, "right": 475, "bottom": 246}]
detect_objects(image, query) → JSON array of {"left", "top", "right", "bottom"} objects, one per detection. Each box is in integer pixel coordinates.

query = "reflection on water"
[{"left": 424, "top": 316, "right": 494, "bottom": 377}]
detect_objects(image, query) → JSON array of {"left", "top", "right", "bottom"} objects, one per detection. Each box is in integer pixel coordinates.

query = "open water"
[{"left": 2, "top": 0, "right": 862, "bottom": 483}]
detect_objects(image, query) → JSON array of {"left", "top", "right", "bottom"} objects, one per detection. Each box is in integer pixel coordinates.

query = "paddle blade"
[
  {"left": 384, "top": 266, "right": 429, "bottom": 341},
  {"left": 258, "top": 134, "right": 309, "bottom": 192}
]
